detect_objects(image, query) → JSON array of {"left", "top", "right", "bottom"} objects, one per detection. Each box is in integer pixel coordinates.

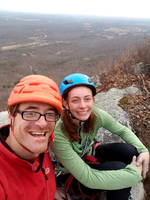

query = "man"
[{"left": 0, "top": 75, "right": 62, "bottom": 199}]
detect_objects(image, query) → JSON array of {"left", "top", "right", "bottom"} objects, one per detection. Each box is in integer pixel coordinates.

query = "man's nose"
[{"left": 36, "top": 115, "right": 48, "bottom": 126}]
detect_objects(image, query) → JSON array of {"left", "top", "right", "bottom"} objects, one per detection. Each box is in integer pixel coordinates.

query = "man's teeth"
[{"left": 30, "top": 132, "right": 47, "bottom": 136}]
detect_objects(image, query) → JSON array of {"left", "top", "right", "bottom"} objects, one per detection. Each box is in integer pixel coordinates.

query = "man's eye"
[
  {"left": 46, "top": 113, "right": 55, "bottom": 116},
  {"left": 25, "top": 112, "right": 36, "bottom": 116}
]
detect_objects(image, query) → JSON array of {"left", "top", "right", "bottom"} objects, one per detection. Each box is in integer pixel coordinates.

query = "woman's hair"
[{"left": 61, "top": 109, "right": 96, "bottom": 142}]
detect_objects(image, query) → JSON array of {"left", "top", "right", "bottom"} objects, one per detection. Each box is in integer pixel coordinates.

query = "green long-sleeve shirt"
[{"left": 52, "top": 106, "right": 148, "bottom": 190}]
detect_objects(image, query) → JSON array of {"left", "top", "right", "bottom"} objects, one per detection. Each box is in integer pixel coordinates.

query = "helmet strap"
[
  {"left": 66, "top": 108, "right": 86, "bottom": 124},
  {"left": 10, "top": 117, "right": 35, "bottom": 154}
]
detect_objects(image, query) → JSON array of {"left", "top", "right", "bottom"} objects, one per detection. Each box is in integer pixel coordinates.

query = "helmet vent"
[
  {"left": 49, "top": 85, "right": 58, "bottom": 92},
  {"left": 29, "top": 82, "right": 40, "bottom": 86},
  {"left": 63, "top": 80, "right": 73, "bottom": 85}
]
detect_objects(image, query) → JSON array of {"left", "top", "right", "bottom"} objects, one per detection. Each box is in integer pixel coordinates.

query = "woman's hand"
[
  {"left": 136, "top": 152, "right": 150, "bottom": 179},
  {"left": 131, "top": 156, "right": 142, "bottom": 176}
]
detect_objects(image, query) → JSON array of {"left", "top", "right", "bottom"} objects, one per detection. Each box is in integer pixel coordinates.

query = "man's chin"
[{"left": 31, "top": 147, "right": 48, "bottom": 155}]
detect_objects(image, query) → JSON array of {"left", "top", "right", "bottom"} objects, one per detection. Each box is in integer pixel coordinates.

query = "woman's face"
[{"left": 64, "top": 86, "right": 95, "bottom": 121}]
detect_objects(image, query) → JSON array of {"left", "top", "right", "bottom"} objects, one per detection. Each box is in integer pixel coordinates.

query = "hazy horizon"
[
  {"left": 1, "top": 10, "right": 150, "bottom": 21},
  {"left": 1, "top": 0, "right": 150, "bottom": 19}
]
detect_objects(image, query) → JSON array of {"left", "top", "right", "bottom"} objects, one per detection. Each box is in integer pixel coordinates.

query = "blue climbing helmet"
[{"left": 60, "top": 73, "right": 96, "bottom": 97}]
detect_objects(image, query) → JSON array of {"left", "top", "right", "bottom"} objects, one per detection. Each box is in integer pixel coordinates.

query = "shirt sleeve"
[
  {"left": 53, "top": 121, "right": 142, "bottom": 190},
  {"left": 95, "top": 108, "right": 148, "bottom": 153}
]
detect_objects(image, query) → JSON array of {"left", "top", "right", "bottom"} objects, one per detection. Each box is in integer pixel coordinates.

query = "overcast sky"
[{"left": 0, "top": 0, "right": 150, "bottom": 19}]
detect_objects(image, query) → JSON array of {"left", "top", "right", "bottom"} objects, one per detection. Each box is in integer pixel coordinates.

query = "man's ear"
[
  {"left": 8, "top": 113, "right": 12, "bottom": 124},
  {"left": 8, "top": 113, "right": 14, "bottom": 132},
  {"left": 62, "top": 99, "right": 69, "bottom": 110}
]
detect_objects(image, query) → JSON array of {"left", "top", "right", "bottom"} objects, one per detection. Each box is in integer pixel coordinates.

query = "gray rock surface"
[
  {"left": 95, "top": 86, "right": 141, "bottom": 143},
  {"left": 0, "top": 111, "right": 9, "bottom": 126},
  {"left": 0, "top": 86, "right": 145, "bottom": 200},
  {"left": 95, "top": 86, "right": 144, "bottom": 200}
]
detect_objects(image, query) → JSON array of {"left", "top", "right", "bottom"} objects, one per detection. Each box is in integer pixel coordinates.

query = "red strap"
[
  {"left": 94, "top": 142, "right": 101, "bottom": 149},
  {"left": 64, "top": 175, "right": 74, "bottom": 192},
  {"left": 84, "top": 155, "right": 99, "bottom": 164}
]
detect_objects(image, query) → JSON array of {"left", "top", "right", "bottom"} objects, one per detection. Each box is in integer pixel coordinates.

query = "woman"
[{"left": 52, "top": 73, "right": 149, "bottom": 200}]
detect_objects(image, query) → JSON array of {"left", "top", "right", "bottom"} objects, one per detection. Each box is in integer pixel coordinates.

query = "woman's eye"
[
  {"left": 72, "top": 99, "right": 78, "bottom": 103},
  {"left": 85, "top": 98, "right": 92, "bottom": 101}
]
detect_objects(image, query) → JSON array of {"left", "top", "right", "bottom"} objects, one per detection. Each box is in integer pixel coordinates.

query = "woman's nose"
[{"left": 79, "top": 100, "right": 86, "bottom": 108}]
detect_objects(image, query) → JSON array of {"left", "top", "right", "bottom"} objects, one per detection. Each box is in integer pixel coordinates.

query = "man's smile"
[{"left": 29, "top": 131, "right": 48, "bottom": 137}]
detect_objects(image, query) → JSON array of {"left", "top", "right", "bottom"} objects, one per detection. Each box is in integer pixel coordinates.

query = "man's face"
[{"left": 10, "top": 102, "right": 56, "bottom": 157}]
